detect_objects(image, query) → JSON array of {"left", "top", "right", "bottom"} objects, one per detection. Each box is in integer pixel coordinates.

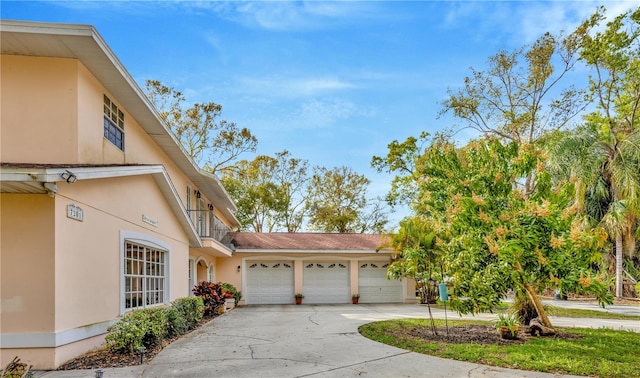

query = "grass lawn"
[
  {"left": 423, "top": 301, "right": 640, "bottom": 320},
  {"left": 545, "top": 306, "right": 640, "bottom": 320},
  {"left": 359, "top": 319, "right": 640, "bottom": 378}
]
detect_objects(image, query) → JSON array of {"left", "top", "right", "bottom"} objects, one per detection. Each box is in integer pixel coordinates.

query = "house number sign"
[{"left": 66, "top": 204, "right": 84, "bottom": 221}]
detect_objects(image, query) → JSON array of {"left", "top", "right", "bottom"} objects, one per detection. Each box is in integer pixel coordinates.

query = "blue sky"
[{"left": 2, "top": 0, "right": 637, "bottom": 225}]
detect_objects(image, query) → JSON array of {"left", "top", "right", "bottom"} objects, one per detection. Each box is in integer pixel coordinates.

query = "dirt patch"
[
  {"left": 57, "top": 315, "right": 216, "bottom": 370},
  {"left": 394, "top": 323, "right": 581, "bottom": 346}
]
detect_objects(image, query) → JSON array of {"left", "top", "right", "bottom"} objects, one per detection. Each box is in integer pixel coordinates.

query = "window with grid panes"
[
  {"left": 103, "top": 94, "right": 124, "bottom": 150},
  {"left": 124, "top": 242, "right": 166, "bottom": 310}
]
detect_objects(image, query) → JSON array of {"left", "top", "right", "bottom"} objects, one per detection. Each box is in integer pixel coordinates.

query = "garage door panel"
[
  {"left": 246, "top": 261, "right": 294, "bottom": 304},
  {"left": 303, "top": 262, "right": 350, "bottom": 304},
  {"left": 359, "top": 262, "right": 402, "bottom": 303}
]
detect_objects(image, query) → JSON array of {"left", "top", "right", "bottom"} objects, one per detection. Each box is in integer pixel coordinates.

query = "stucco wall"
[
  {"left": 53, "top": 174, "right": 190, "bottom": 330},
  {"left": 1, "top": 56, "right": 79, "bottom": 163},
  {"left": 0, "top": 194, "right": 56, "bottom": 333}
]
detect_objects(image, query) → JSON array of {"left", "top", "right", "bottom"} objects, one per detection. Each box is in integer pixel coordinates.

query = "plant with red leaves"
[{"left": 192, "top": 282, "right": 226, "bottom": 316}]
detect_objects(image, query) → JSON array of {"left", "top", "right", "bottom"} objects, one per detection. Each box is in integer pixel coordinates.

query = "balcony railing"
[{"left": 187, "top": 210, "right": 231, "bottom": 245}]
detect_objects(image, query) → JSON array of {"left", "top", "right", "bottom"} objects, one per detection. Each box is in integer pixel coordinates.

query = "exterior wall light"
[
  {"left": 61, "top": 170, "right": 77, "bottom": 183},
  {"left": 237, "top": 265, "right": 241, "bottom": 272},
  {"left": 194, "top": 190, "right": 201, "bottom": 198}
]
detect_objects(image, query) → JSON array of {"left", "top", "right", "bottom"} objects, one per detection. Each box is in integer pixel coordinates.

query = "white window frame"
[
  {"left": 120, "top": 231, "right": 171, "bottom": 315},
  {"left": 103, "top": 94, "right": 125, "bottom": 151},
  {"left": 188, "top": 257, "right": 196, "bottom": 296},
  {"left": 208, "top": 263, "right": 215, "bottom": 282}
]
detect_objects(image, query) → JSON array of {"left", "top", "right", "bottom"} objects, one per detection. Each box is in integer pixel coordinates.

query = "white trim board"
[{"left": 0, "top": 319, "right": 115, "bottom": 348}]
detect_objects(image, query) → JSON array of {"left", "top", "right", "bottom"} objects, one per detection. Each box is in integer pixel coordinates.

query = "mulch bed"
[
  {"left": 57, "top": 315, "right": 217, "bottom": 370},
  {"left": 397, "top": 323, "right": 581, "bottom": 345}
]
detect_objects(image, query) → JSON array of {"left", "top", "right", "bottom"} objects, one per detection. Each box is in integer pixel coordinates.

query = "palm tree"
[
  {"left": 576, "top": 7, "right": 640, "bottom": 297},
  {"left": 548, "top": 122, "right": 639, "bottom": 297},
  {"left": 385, "top": 217, "right": 443, "bottom": 334}
]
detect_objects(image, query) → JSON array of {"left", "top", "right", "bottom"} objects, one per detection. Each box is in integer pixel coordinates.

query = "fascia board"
[
  {"left": 150, "top": 170, "right": 202, "bottom": 248},
  {"left": 234, "top": 249, "right": 384, "bottom": 254}
]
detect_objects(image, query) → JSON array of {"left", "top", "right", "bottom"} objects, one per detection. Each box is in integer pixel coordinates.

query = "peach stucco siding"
[
  {"left": 1, "top": 56, "right": 79, "bottom": 163},
  {"left": 52, "top": 175, "right": 190, "bottom": 331},
  {"left": 1, "top": 194, "right": 56, "bottom": 333}
]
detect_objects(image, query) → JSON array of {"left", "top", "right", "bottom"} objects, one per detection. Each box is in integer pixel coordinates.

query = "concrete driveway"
[
  {"left": 37, "top": 302, "right": 639, "bottom": 378},
  {"left": 141, "top": 304, "right": 581, "bottom": 378}
]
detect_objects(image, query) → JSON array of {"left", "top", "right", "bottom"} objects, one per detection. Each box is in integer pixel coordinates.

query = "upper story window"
[{"left": 103, "top": 94, "right": 125, "bottom": 150}]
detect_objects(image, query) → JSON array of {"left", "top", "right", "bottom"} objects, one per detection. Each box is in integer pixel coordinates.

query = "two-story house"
[{"left": 0, "top": 20, "right": 241, "bottom": 369}]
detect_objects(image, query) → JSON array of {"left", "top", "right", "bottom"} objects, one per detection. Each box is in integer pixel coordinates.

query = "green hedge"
[
  {"left": 170, "top": 296, "right": 204, "bottom": 334},
  {"left": 106, "top": 297, "right": 204, "bottom": 354}
]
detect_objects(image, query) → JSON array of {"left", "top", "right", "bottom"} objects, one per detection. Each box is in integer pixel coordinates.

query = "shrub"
[
  {"left": 105, "top": 307, "right": 168, "bottom": 354},
  {"left": 218, "top": 282, "right": 242, "bottom": 305},
  {"left": 171, "top": 296, "right": 204, "bottom": 332},
  {"left": 193, "top": 281, "right": 225, "bottom": 316},
  {"left": 165, "top": 307, "right": 187, "bottom": 338},
  {"left": 142, "top": 307, "right": 168, "bottom": 348}
]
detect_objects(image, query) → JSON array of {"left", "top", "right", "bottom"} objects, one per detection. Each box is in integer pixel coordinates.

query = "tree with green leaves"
[
  {"left": 271, "top": 150, "right": 310, "bottom": 233},
  {"left": 144, "top": 80, "right": 257, "bottom": 172},
  {"left": 417, "top": 136, "right": 612, "bottom": 330},
  {"left": 548, "top": 7, "right": 640, "bottom": 297},
  {"left": 372, "top": 131, "right": 430, "bottom": 209},
  {"left": 385, "top": 216, "right": 444, "bottom": 334},
  {"left": 221, "top": 151, "right": 310, "bottom": 232},
  {"left": 386, "top": 216, "right": 443, "bottom": 304},
  {"left": 306, "top": 166, "right": 385, "bottom": 233},
  {"left": 439, "top": 22, "right": 595, "bottom": 201},
  {"left": 220, "top": 156, "right": 286, "bottom": 232}
]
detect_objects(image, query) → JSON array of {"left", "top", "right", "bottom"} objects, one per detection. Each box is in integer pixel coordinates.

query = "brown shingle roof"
[{"left": 231, "top": 232, "right": 390, "bottom": 251}]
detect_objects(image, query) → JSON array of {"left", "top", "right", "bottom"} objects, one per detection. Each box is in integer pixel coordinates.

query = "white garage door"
[
  {"left": 303, "top": 262, "right": 350, "bottom": 304},
  {"left": 359, "top": 262, "right": 403, "bottom": 303},
  {"left": 246, "top": 261, "right": 294, "bottom": 304}
]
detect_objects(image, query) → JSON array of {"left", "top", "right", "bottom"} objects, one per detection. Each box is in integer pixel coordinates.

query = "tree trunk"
[
  {"left": 514, "top": 261, "right": 555, "bottom": 330},
  {"left": 616, "top": 233, "right": 623, "bottom": 298},
  {"left": 523, "top": 281, "right": 554, "bottom": 331}
]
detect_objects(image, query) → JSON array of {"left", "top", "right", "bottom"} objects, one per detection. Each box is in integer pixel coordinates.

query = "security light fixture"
[{"left": 61, "top": 170, "right": 77, "bottom": 183}]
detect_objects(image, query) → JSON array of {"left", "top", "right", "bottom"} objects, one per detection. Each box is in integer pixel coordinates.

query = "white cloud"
[
  {"left": 439, "top": 1, "right": 638, "bottom": 46},
  {"left": 218, "top": 1, "right": 385, "bottom": 31},
  {"left": 235, "top": 75, "right": 355, "bottom": 99}
]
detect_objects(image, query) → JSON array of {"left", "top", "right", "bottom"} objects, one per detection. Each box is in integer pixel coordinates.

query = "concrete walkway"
[{"left": 34, "top": 302, "right": 639, "bottom": 378}]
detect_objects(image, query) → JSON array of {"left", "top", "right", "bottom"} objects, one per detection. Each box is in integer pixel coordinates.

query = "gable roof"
[
  {"left": 0, "top": 20, "right": 239, "bottom": 227},
  {"left": 231, "top": 232, "right": 391, "bottom": 252},
  {"left": 0, "top": 163, "right": 202, "bottom": 247}
]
